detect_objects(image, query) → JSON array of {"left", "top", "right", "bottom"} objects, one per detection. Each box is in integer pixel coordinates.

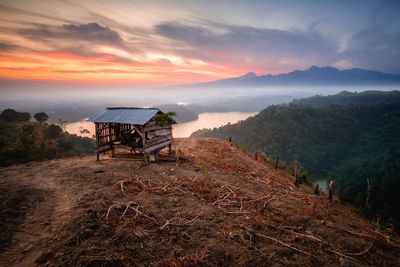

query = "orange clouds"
[
  {"left": 0, "top": 9, "right": 294, "bottom": 85},
  {"left": 0, "top": 50, "right": 265, "bottom": 84}
]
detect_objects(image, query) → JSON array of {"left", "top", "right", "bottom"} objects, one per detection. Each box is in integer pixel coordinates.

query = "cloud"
[
  {"left": 0, "top": 41, "right": 19, "bottom": 51},
  {"left": 341, "top": 26, "right": 400, "bottom": 73},
  {"left": 0, "top": 3, "right": 75, "bottom": 24},
  {"left": 18, "top": 22, "right": 123, "bottom": 47},
  {"left": 154, "top": 21, "right": 339, "bottom": 70},
  {"left": 332, "top": 59, "right": 354, "bottom": 69},
  {"left": 154, "top": 20, "right": 400, "bottom": 74}
]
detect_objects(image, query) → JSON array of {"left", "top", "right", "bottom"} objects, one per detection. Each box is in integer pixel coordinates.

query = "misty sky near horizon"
[{"left": 0, "top": 0, "right": 400, "bottom": 102}]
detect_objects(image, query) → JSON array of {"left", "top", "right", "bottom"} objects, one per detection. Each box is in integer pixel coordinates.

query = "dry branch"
[
  {"left": 160, "top": 207, "right": 204, "bottom": 230},
  {"left": 117, "top": 179, "right": 128, "bottom": 195},
  {"left": 255, "top": 233, "right": 310, "bottom": 255},
  {"left": 326, "top": 223, "right": 397, "bottom": 247},
  {"left": 326, "top": 249, "right": 360, "bottom": 264},
  {"left": 268, "top": 224, "right": 328, "bottom": 245},
  {"left": 244, "top": 195, "right": 271, "bottom": 203},
  {"left": 106, "top": 201, "right": 156, "bottom": 222},
  {"left": 344, "top": 242, "right": 374, "bottom": 256}
]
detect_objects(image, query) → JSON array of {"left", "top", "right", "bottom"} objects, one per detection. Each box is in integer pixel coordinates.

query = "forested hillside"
[
  {"left": 192, "top": 90, "right": 400, "bottom": 228},
  {"left": 0, "top": 109, "right": 94, "bottom": 166}
]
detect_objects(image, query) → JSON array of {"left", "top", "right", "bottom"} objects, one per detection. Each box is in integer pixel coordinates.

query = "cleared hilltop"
[{"left": 0, "top": 137, "right": 399, "bottom": 266}]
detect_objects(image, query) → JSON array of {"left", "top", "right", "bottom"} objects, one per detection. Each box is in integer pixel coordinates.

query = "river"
[{"left": 64, "top": 111, "right": 256, "bottom": 138}]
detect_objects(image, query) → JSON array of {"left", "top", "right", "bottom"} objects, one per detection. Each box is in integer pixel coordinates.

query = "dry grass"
[{"left": 0, "top": 137, "right": 399, "bottom": 266}]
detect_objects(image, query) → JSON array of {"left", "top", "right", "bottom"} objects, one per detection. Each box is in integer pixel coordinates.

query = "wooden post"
[
  {"left": 274, "top": 156, "right": 279, "bottom": 170},
  {"left": 365, "top": 178, "right": 372, "bottom": 213},
  {"left": 255, "top": 152, "right": 258, "bottom": 161},
  {"left": 294, "top": 161, "right": 301, "bottom": 186},
  {"left": 314, "top": 184, "right": 320, "bottom": 196},
  {"left": 229, "top": 136, "right": 232, "bottom": 143},
  {"left": 110, "top": 123, "right": 115, "bottom": 158},
  {"left": 172, "top": 140, "right": 179, "bottom": 163},
  {"left": 95, "top": 123, "right": 100, "bottom": 161},
  {"left": 141, "top": 127, "right": 148, "bottom": 165},
  {"left": 328, "top": 179, "right": 335, "bottom": 202}
]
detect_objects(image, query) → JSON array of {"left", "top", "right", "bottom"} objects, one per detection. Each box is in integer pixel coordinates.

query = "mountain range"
[{"left": 171, "top": 66, "right": 400, "bottom": 89}]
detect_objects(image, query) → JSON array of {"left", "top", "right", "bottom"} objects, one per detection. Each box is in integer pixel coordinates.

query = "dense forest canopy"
[
  {"left": 0, "top": 109, "right": 94, "bottom": 166},
  {"left": 193, "top": 90, "right": 400, "bottom": 229}
]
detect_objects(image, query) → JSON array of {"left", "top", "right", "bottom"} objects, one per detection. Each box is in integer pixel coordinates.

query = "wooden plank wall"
[
  {"left": 143, "top": 125, "right": 173, "bottom": 154},
  {"left": 96, "top": 123, "right": 132, "bottom": 150}
]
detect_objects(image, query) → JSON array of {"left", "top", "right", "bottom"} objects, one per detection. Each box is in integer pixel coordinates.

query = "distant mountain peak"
[
  {"left": 240, "top": 71, "right": 258, "bottom": 78},
  {"left": 337, "top": 90, "right": 354, "bottom": 96},
  {"left": 308, "top": 65, "right": 320, "bottom": 70},
  {"left": 306, "top": 66, "right": 338, "bottom": 72}
]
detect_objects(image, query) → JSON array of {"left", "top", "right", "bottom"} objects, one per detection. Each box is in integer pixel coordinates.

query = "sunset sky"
[{"left": 0, "top": 0, "right": 399, "bottom": 86}]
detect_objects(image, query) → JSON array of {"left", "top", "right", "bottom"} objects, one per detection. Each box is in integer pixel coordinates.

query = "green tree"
[
  {"left": 154, "top": 112, "right": 176, "bottom": 126},
  {"left": 1, "top": 109, "right": 30, "bottom": 122},
  {"left": 1, "top": 109, "right": 18, "bottom": 122},
  {"left": 34, "top": 112, "right": 49, "bottom": 123}
]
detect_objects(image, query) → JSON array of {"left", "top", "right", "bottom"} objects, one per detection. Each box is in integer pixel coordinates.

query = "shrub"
[{"left": 34, "top": 112, "right": 49, "bottom": 123}]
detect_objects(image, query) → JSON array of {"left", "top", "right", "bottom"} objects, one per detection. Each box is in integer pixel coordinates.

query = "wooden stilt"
[
  {"left": 95, "top": 123, "right": 100, "bottom": 161},
  {"left": 141, "top": 127, "right": 148, "bottom": 165}
]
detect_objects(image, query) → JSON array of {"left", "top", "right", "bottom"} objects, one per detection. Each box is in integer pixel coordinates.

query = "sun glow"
[{"left": 0, "top": 50, "right": 256, "bottom": 84}]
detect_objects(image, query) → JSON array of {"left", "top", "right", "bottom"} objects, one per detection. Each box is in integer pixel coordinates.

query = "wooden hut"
[{"left": 88, "top": 107, "right": 176, "bottom": 163}]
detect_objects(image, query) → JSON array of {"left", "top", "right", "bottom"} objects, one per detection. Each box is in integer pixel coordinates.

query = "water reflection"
[
  {"left": 65, "top": 112, "right": 256, "bottom": 138},
  {"left": 172, "top": 112, "right": 255, "bottom": 137}
]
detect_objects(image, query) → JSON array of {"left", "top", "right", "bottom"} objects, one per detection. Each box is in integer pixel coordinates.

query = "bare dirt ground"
[{"left": 0, "top": 137, "right": 399, "bottom": 266}]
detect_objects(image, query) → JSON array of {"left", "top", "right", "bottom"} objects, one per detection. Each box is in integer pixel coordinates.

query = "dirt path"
[{"left": 0, "top": 158, "right": 112, "bottom": 266}]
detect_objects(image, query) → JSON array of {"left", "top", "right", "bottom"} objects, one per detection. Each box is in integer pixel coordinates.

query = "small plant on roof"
[{"left": 154, "top": 111, "right": 176, "bottom": 126}]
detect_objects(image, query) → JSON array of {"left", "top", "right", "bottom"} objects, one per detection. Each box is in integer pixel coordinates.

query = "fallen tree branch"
[
  {"left": 255, "top": 233, "right": 310, "bottom": 255},
  {"left": 267, "top": 223, "right": 370, "bottom": 263},
  {"left": 268, "top": 223, "right": 328, "bottom": 245},
  {"left": 326, "top": 248, "right": 360, "bottom": 264},
  {"left": 106, "top": 204, "right": 119, "bottom": 221},
  {"left": 344, "top": 242, "right": 374, "bottom": 256},
  {"left": 220, "top": 210, "right": 250, "bottom": 214},
  {"left": 160, "top": 207, "right": 204, "bottom": 230},
  {"left": 117, "top": 179, "right": 128, "bottom": 195},
  {"left": 263, "top": 196, "right": 276, "bottom": 207},
  {"left": 130, "top": 205, "right": 157, "bottom": 222},
  {"left": 326, "top": 223, "right": 397, "bottom": 247},
  {"left": 244, "top": 195, "right": 271, "bottom": 203},
  {"left": 106, "top": 201, "right": 156, "bottom": 222}
]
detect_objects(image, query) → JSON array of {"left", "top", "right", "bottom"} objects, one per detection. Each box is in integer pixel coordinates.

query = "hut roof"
[{"left": 87, "top": 107, "right": 161, "bottom": 125}]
